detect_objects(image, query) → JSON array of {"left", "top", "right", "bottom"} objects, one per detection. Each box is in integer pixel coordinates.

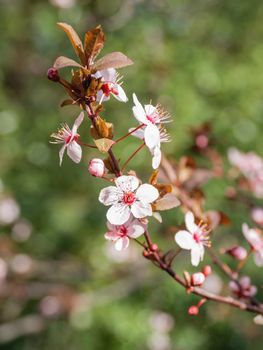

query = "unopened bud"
[
  {"left": 202, "top": 265, "right": 212, "bottom": 277},
  {"left": 150, "top": 243, "right": 158, "bottom": 252},
  {"left": 88, "top": 158, "right": 105, "bottom": 178},
  {"left": 191, "top": 272, "right": 206, "bottom": 286},
  {"left": 226, "top": 246, "right": 247, "bottom": 260},
  {"left": 47, "top": 67, "right": 59, "bottom": 82},
  {"left": 188, "top": 305, "right": 199, "bottom": 315}
]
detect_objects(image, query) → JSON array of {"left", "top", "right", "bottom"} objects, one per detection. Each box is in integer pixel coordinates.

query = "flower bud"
[
  {"left": 202, "top": 265, "right": 212, "bottom": 277},
  {"left": 191, "top": 272, "right": 206, "bottom": 286},
  {"left": 88, "top": 158, "right": 105, "bottom": 178},
  {"left": 150, "top": 243, "right": 158, "bottom": 252},
  {"left": 188, "top": 306, "right": 199, "bottom": 315},
  {"left": 47, "top": 67, "right": 60, "bottom": 82},
  {"left": 226, "top": 246, "right": 247, "bottom": 260}
]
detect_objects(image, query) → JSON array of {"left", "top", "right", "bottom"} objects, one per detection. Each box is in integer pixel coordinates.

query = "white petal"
[
  {"left": 151, "top": 146, "right": 162, "bottom": 169},
  {"left": 127, "top": 222, "right": 145, "bottom": 238},
  {"left": 132, "top": 93, "right": 148, "bottom": 124},
  {"left": 115, "top": 175, "right": 139, "bottom": 192},
  {"left": 67, "top": 141, "right": 82, "bottom": 163},
  {"left": 99, "top": 186, "right": 122, "bottom": 206},
  {"left": 131, "top": 201, "right": 152, "bottom": 218},
  {"left": 129, "top": 127, "right": 145, "bottom": 140},
  {"left": 106, "top": 221, "right": 115, "bottom": 231},
  {"left": 175, "top": 230, "right": 195, "bottom": 250},
  {"left": 136, "top": 184, "right": 159, "bottom": 203},
  {"left": 59, "top": 144, "right": 67, "bottom": 166},
  {"left": 96, "top": 90, "right": 110, "bottom": 103},
  {"left": 144, "top": 104, "right": 156, "bottom": 116},
  {"left": 103, "top": 68, "right": 116, "bottom": 82},
  {"left": 191, "top": 244, "right": 202, "bottom": 266},
  {"left": 185, "top": 211, "right": 198, "bottom": 234},
  {"left": 106, "top": 204, "right": 131, "bottom": 225},
  {"left": 144, "top": 124, "right": 160, "bottom": 149},
  {"left": 115, "top": 237, "right": 129, "bottom": 251},
  {"left": 112, "top": 84, "right": 128, "bottom": 102},
  {"left": 71, "top": 112, "right": 84, "bottom": 135}
]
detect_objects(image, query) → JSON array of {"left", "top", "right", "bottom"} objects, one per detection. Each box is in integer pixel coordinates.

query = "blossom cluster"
[{"left": 48, "top": 23, "right": 263, "bottom": 321}]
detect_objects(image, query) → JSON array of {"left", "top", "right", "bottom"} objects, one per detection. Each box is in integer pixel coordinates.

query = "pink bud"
[
  {"left": 191, "top": 272, "right": 206, "bottom": 286},
  {"left": 88, "top": 158, "right": 105, "bottom": 177},
  {"left": 226, "top": 246, "right": 247, "bottom": 260},
  {"left": 251, "top": 207, "right": 263, "bottom": 227},
  {"left": 188, "top": 306, "right": 199, "bottom": 315},
  {"left": 150, "top": 243, "right": 158, "bottom": 252},
  {"left": 202, "top": 265, "right": 212, "bottom": 277},
  {"left": 47, "top": 67, "right": 59, "bottom": 82}
]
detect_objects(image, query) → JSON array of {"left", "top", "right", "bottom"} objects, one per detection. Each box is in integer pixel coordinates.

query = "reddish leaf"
[
  {"left": 57, "top": 22, "right": 85, "bottom": 64},
  {"left": 154, "top": 193, "right": 181, "bottom": 211},
  {"left": 94, "top": 138, "right": 115, "bottom": 153},
  {"left": 53, "top": 56, "right": 83, "bottom": 70},
  {"left": 84, "top": 26, "right": 105, "bottom": 66},
  {"left": 93, "top": 52, "right": 134, "bottom": 71}
]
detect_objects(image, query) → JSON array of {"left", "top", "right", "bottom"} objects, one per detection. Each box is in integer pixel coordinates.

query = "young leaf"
[
  {"left": 57, "top": 22, "right": 85, "bottom": 64},
  {"left": 84, "top": 26, "right": 105, "bottom": 66},
  {"left": 53, "top": 56, "right": 83, "bottom": 70},
  {"left": 92, "top": 52, "right": 134, "bottom": 71},
  {"left": 154, "top": 193, "right": 181, "bottom": 211},
  {"left": 94, "top": 138, "right": 115, "bottom": 153}
]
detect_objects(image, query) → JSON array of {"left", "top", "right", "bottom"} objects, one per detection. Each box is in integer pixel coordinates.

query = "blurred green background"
[{"left": 0, "top": 0, "right": 263, "bottom": 349}]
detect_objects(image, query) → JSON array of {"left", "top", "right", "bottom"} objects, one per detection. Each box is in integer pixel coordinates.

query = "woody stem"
[{"left": 115, "top": 124, "right": 144, "bottom": 144}]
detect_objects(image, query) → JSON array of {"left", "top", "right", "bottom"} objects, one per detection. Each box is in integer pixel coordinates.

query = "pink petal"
[
  {"left": 185, "top": 211, "right": 198, "bottom": 234},
  {"left": 136, "top": 184, "right": 159, "bottom": 203},
  {"left": 67, "top": 141, "right": 82, "bottom": 163},
  {"left": 129, "top": 127, "right": 145, "bottom": 140},
  {"left": 127, "top": 222, "right": 145, "bottom": 238},
  {"left": 254, "top": 251, "right": 263, "bottom": 267},
  {"left": 115, "top": 175, "right": 139, "bottom": 192},
  {"left": 59, "top": 144, "right": 67, "bottom": 166},
  {"left": 242, "top": 223, "right": 262, "bottom": 249},
  {"left": 144, "top": 104, "right": 157, "bottom": 117},
  {"left": 144, "top": 124, "right": 160, "bottom": 149},
  {"left": 131, "top": 201, "right": 152, "bottom": 218},
  {"left": 106, "top": 204, "right": 130, "bottom": 225},
  {"left": 71, "top": 112, "right": 84, "bottom": 135},
  {"left": 99, "top": 186, "right": 122, "bottom": 206},
  {"left": 104, "top": 230, "right": 119, "bottom": 241},
  {"left": 115, "top": 237, "right": 129, "bottom": 251},
  {"left": 175, "top": 230, "right": 194, "bottom": 250},
  {"left": 96, "top": 90, "right": 110, "bottom": 103}
]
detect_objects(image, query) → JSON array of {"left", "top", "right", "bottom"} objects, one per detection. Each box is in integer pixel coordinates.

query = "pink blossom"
[
  {"left": 104, "top": 216, "right": 145, "bottom": 251},
  {"left": 242, "top": 223, "right": 263, "bottom": 266},
  {"left": 88, "top": 158, "right": 105, "bottom": 177},
  {"left": 229, "top": 276, "right": 257, "bottom": 298},
  {"left": 94, "top": 68, "right": 128, "bottom": 103},
  {"left": 225, "top": 246, "right": 248, "bottom": 260},
  {"left": 50, "top": 112, "right": 84, "bottom": 166},
  {"left": 129, "top": 125, "right": 170, "bottom": 169},
  {"left": 175, "top": 211, "right": 211, "bottom": 266},
  {"left": 99, "top": 175, "right": 159, "bottom": 225},
  {"left": 251, "top": 207, "right": 263, "bottom": 227}
]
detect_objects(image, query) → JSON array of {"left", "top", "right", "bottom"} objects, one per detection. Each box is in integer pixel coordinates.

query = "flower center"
[
  {"left": 65, "top": 133, "right": 79, "bottom": 144},
  {"left": 193, "top": 233, "right": 201, "bottom": 243},
  {"left": 146, "top": 112, "right": 159, "bottom": 124},
  {"left": 101, "top": 83, "right": 118, "bottom": 97},
  {"left": 119, "top": 225, "right": 127, "bottom": 237},
  {"left": 122, "top": 191, "right": 136, "bottom": 205}
]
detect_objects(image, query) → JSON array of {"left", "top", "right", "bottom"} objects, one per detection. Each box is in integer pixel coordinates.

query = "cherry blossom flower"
[
  {"left": 94, "top": 68, "right": 128, "bottom": 103},
  {"left": 99, "top": 175, "right": 159, "bottom": 225},
  {"left": 242, "top": 223, "right": 263, "bottom": 266},
  {"left": 132, "top": 93, "right": 171, "bottom": 153},
  {"left": 104, "top": 216, "right": 145, "bottom": 251},
  {"left": 229, "top": 276, "right": 257, "bottom": 298},
  {"left": 175, "top": 211, "right": 211, "bottom": 266},
  {"left": 129, "top": 125, "right": 170, "bottom": 169},
  {"left": 251, "top": 207, "right": 263, "bottom": 227},
  {"left": 50, "top": 112, "right": 84, "bottom": 166}
]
